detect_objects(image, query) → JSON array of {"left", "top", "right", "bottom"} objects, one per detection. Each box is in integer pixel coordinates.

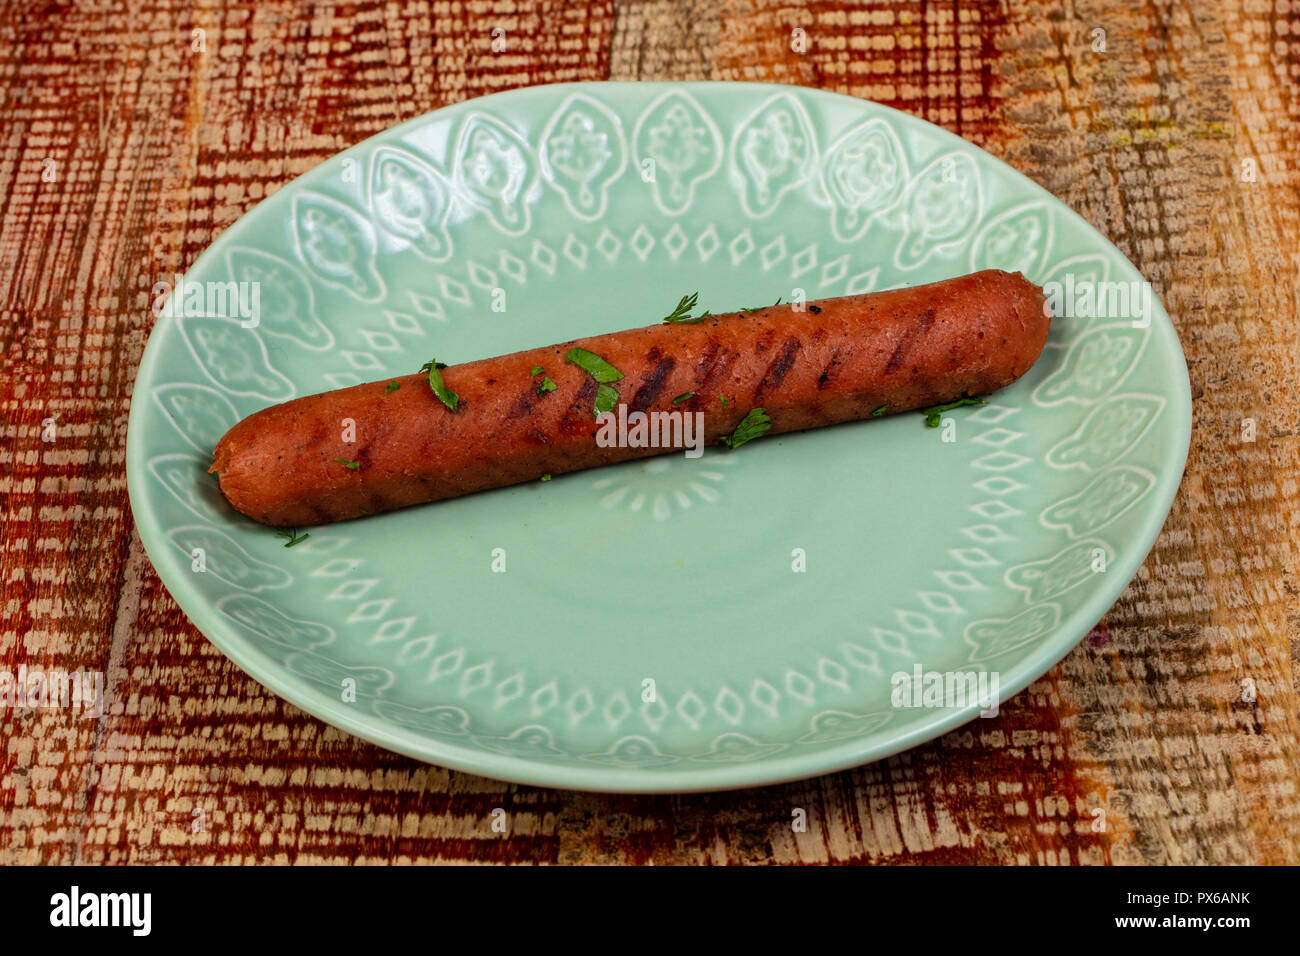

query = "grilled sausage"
[{"left": 211, "top": 269, "right": 1048, "bottom": 526}]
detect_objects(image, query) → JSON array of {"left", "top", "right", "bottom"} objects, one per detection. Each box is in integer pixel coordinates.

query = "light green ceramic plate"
[{"left": 127, "top": 82, "right": 1191, "bottom": 792}]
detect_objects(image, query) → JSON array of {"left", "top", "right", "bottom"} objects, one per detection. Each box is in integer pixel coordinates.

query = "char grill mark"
[
  {"left": 687, "top": 342, "right": 736, "bottom": 412},
  {"left": 630, "top": 358, "right": 676, "bottom": 413},
  {"left": 506, "top": 391, "right": 535, "bottom": 419},
  {"left": 884, "top": 308, "right": 934, "bottom": 374},
  {"left": 754, "top": 336, "right": 801, "bottom": 401},
  {"left": 817, "top": 346, "right": 842, "bottom": 390}
]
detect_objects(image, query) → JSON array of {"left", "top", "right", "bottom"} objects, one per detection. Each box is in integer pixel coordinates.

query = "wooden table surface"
[{"left": 2, "top": 0, "right": 1296, "bottom": 865}]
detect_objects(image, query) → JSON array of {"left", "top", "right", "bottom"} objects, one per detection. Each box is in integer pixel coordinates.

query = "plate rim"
[{"left": 126, "top": 80, "right": 1193, "bottom": 793}]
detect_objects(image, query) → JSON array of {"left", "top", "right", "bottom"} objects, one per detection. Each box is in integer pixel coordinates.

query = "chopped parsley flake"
[
  {"left": 742, "top": 296, "right": 782, "bottom": 314},
  {"left": 663, "top": 292, "right": 710, "bottom": 324},
  {"left": 419, "top": 359, "right": 458, "bottom": 411},
  {"left": 719, "top": 408, "right": 772, "bottom": 450},
  {"left": 275, "top": 528, "right": 309, "bottom": 548},
  {"left": 564, "top": 347, "right": 624, "bottom": 383},
  {"left": 566, "top": 348, "right": 624, "bottom": 416},
  {"left": 922, "top": 397, "right": 987, "bottom": 428},
  {"left": 594, "top": 383, "right": 619, "bottom": 417}
]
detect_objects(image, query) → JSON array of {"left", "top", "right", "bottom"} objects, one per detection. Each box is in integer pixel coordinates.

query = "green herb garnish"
[
  {"left": 661, "top": 292, "right": 701, "bottom": 323},
  {"left": 540, "top": 474, "right": 552, "bottom": 482},
  {"left": 564, "top": 347, "right": 624, "bottom": 383},
  {"left": 384, "top": 381, "right": 400, "bottom": 395},
  {"left": 537, "top": 377, "right": 557, "bottom": 395},
  {"left": 665, "top": 292, "right": 697, "bottom": 321},
  {"left": 276, "top": 528, "right": 309, "bottom": 548},
  {"left": 662, "top": 292, "right": 712, "bottom": 324},
  {"left": 419, "top": 358, "right": 458, "bottom": 411},
  {"left": 720, "top": 396, "right": 730, "bottom": 408},
  {"left": 872, "top": 403, "right": 889, "bottom": 417},
  {"left": 672, "top": 392, "right": 694, "bottom": 404},
  {"left": 719, "top": 408, "right": 772, "bottom": 449},
  {"left": 530, "top": 365, "right": 543, "bottom": 376},
  {"left": 565, "top": 348, "right": 624, "bottom": 416},
  {"left": 334, "top": 457, "right": 360, "bottom": 470},
  {"left": 922, "top": 397, "right": 987, "bottom": 428},
  {"left": 742, "top": 296, "right": 782, "bottom": 314},
  {"left": 358, "top": 508, "right": 369, "bottom": 516},
  {"left": 594, "top": 383, "right": 619, "bottom": 417}
]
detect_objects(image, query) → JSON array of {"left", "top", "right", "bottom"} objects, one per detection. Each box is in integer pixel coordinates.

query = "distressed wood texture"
[{"left": 1, "top": 0, "right": 1296, "bottom": 864}]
